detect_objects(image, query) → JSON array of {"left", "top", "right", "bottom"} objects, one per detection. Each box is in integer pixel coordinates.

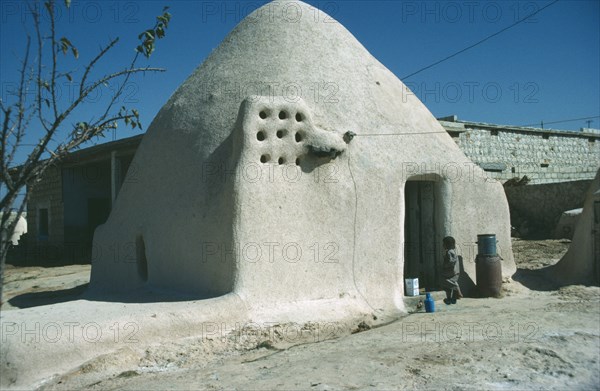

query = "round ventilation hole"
[
  {"left": 260, "top": 154, "right": 271, "bottom": 163},
  {"left": 278, "top": 157, "right": 286, "bottom": 165},
  {"left": 276, "top": 129, "right": 286, "bottom": 139},
  {"left": 257, "top": 131, "right": 265, "bottom": 141},
  {"left": 279, "top": 111, "right": 287, "bottom": 120},
  {"left": 259, "top": 111, "right": 267, "bottom": 119},
  {"left": 295, "top": 113, "right": 303, "bottom": 122},
  {"left": 295, "top": 132, "right": 303, "bottom": 142}
]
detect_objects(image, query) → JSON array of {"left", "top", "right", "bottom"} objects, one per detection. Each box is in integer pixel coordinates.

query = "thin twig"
[
  {"left": 80, "top": 38, "right": 119, "bottom": 97},
  {"left": 49, "top": 0, "right": 59, "bottom": 120},
  {"left": 30, "top": 2, "right": 50, "bottom": 133}
]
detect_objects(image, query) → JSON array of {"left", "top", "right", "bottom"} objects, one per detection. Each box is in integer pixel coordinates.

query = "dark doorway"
[
  {"left": 38, "top": 208, "right": 49, "bottom": 240},
  {"left": 136, "top": 235, "right": 148, "bottom": 282},
  {"left": 404, "top": 180, "right": 438, "bottom": 290},
  {"left": 87, "top": 198, "right": 111, "bottom": 243}
]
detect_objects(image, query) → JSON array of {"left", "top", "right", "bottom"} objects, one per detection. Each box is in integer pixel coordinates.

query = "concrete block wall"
[
  {"left": 441, "top": 120, "right": 600, "bottom": 185},
  {"left": 26, "top": 164, "right": 64, "bottom": 247}
]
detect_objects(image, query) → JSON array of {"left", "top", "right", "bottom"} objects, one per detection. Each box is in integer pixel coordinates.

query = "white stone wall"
[{"left": 448, "top": 125, "right": 600, "bottom": 184}]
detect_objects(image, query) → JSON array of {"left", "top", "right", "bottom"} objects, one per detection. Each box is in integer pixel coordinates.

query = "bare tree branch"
[
  {"left": 1, "top": 0, "right": 171, "bottom": 311},
  {"left": 30, "top": 2, "right": 50, "bottom": 133},
  {"left": 0, "top": 108, "right": 14, "bottom": 192},
  {"left": 48, "top": 1, "right": 59, "bottom": 120},
  {"left": 80, "top": 38, "right": 119, "bottom": 97}
]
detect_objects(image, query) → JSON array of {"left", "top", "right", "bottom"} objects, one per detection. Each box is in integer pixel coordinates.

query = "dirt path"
[
  {"left": 2, "top": 264, "right": 90, "bottom": 310},
  {"left": 39, "top": 284, "right": 600, "bottom": 390},
  {"left": 3, "top": 240, "right": 599, "bottom": 390}
]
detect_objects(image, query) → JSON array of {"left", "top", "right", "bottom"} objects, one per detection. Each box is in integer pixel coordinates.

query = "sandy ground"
[
  {"left": 2, "top": 239, "right": 599, "bottom": 390},
  {"left": 1, "top": 264, "right": 90, "bottom": 311}
]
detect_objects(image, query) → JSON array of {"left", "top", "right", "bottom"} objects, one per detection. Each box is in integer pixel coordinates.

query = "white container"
[{"left": 405, "top": 278, "right": 419, "bottom": 296}]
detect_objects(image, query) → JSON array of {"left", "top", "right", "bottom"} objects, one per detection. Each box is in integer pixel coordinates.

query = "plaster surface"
[
  {"left": 551, "top": 169, "right": 600, "bottom": 284},
  {"left": 1, "top": 1, "right": 515, "bottom": 388}
]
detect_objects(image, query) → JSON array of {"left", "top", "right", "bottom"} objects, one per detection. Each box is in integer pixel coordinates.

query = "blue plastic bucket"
[{"left": 477, "top": 234, "right": 497, "bottom": 256}]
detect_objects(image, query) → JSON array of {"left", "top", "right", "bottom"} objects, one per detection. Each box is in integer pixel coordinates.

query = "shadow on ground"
[
  {"left": 512, "top": 267, "right": 562, "bottom": 291},
  {"left": 7, "top": 285, "right": 209, "bottom": 310},
  {"left": 8, "top": 284, "right": 90, "bottom": 309}
]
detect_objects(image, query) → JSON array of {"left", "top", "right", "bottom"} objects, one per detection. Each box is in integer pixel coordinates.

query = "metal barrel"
[
  {"left": 477, "top": 234, "right": 497, "bottom": 256},
  {"left": 475, "top": 255, "right": 503, "bottom": 298}
]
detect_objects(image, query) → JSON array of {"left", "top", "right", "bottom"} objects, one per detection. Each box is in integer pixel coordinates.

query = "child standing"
[{"left": 442, "top": 236, "right": 463, "bottom": 304}]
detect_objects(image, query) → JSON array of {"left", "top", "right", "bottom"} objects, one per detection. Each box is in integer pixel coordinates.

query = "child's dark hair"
[{"left": 443, "top": 236, "right": 456, "bottom": 250}]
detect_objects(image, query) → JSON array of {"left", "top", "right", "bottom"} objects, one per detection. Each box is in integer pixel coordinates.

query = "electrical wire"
[
  {"left": 521, "top": 115, "right": 600, "bottom": 127},
  {"left": 402, "top": 0, "right": 560, "bottom": 80}
]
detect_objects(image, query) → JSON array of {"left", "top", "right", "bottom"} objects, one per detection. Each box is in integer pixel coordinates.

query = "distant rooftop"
[{"left": 437, "top": 115, "right": 600, "bottom": 137}]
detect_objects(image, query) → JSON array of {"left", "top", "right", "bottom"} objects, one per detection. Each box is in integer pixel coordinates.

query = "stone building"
[
  {"left": 439, "top": 115, "right": 600, "bottom": 185},
  {"left": 20, "top": 135, "right": 141, "bottom": 262},
  {"left": 439, "top": 116, "right": 600, "bottom": 238}
]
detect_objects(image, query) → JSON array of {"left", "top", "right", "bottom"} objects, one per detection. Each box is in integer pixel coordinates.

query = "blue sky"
[{"left": 1, "top": 0, "right": 599, "bottom": 161}]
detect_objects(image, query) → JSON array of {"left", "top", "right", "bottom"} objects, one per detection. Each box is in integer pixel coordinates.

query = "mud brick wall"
[{"left": 504, "top": 180, "right": 592, "bottom": 238}]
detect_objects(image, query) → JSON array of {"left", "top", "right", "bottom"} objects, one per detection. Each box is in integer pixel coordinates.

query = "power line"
[
  {"left": 521, "top": 115, "right": 600, "bottom": 127},
  {"left": 402, "top": 0, "right": 560, "bottom": 80},
  {"left": 356, "top": 131, "right": 448, "bottom": 136}
]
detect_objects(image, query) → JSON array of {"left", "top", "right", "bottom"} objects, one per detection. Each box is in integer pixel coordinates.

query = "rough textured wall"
[
  {"left": 442, "top": 121, "right": 600, "bottom": 185},
  {"left": 504, "top": 180, "right": 592, "bottom": 238},
  {"left": 89, "top": 0, "right": 514, "bottom": 305},
  {"left": 550, "top": 169, "right": 600, "bottom": 285}
]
